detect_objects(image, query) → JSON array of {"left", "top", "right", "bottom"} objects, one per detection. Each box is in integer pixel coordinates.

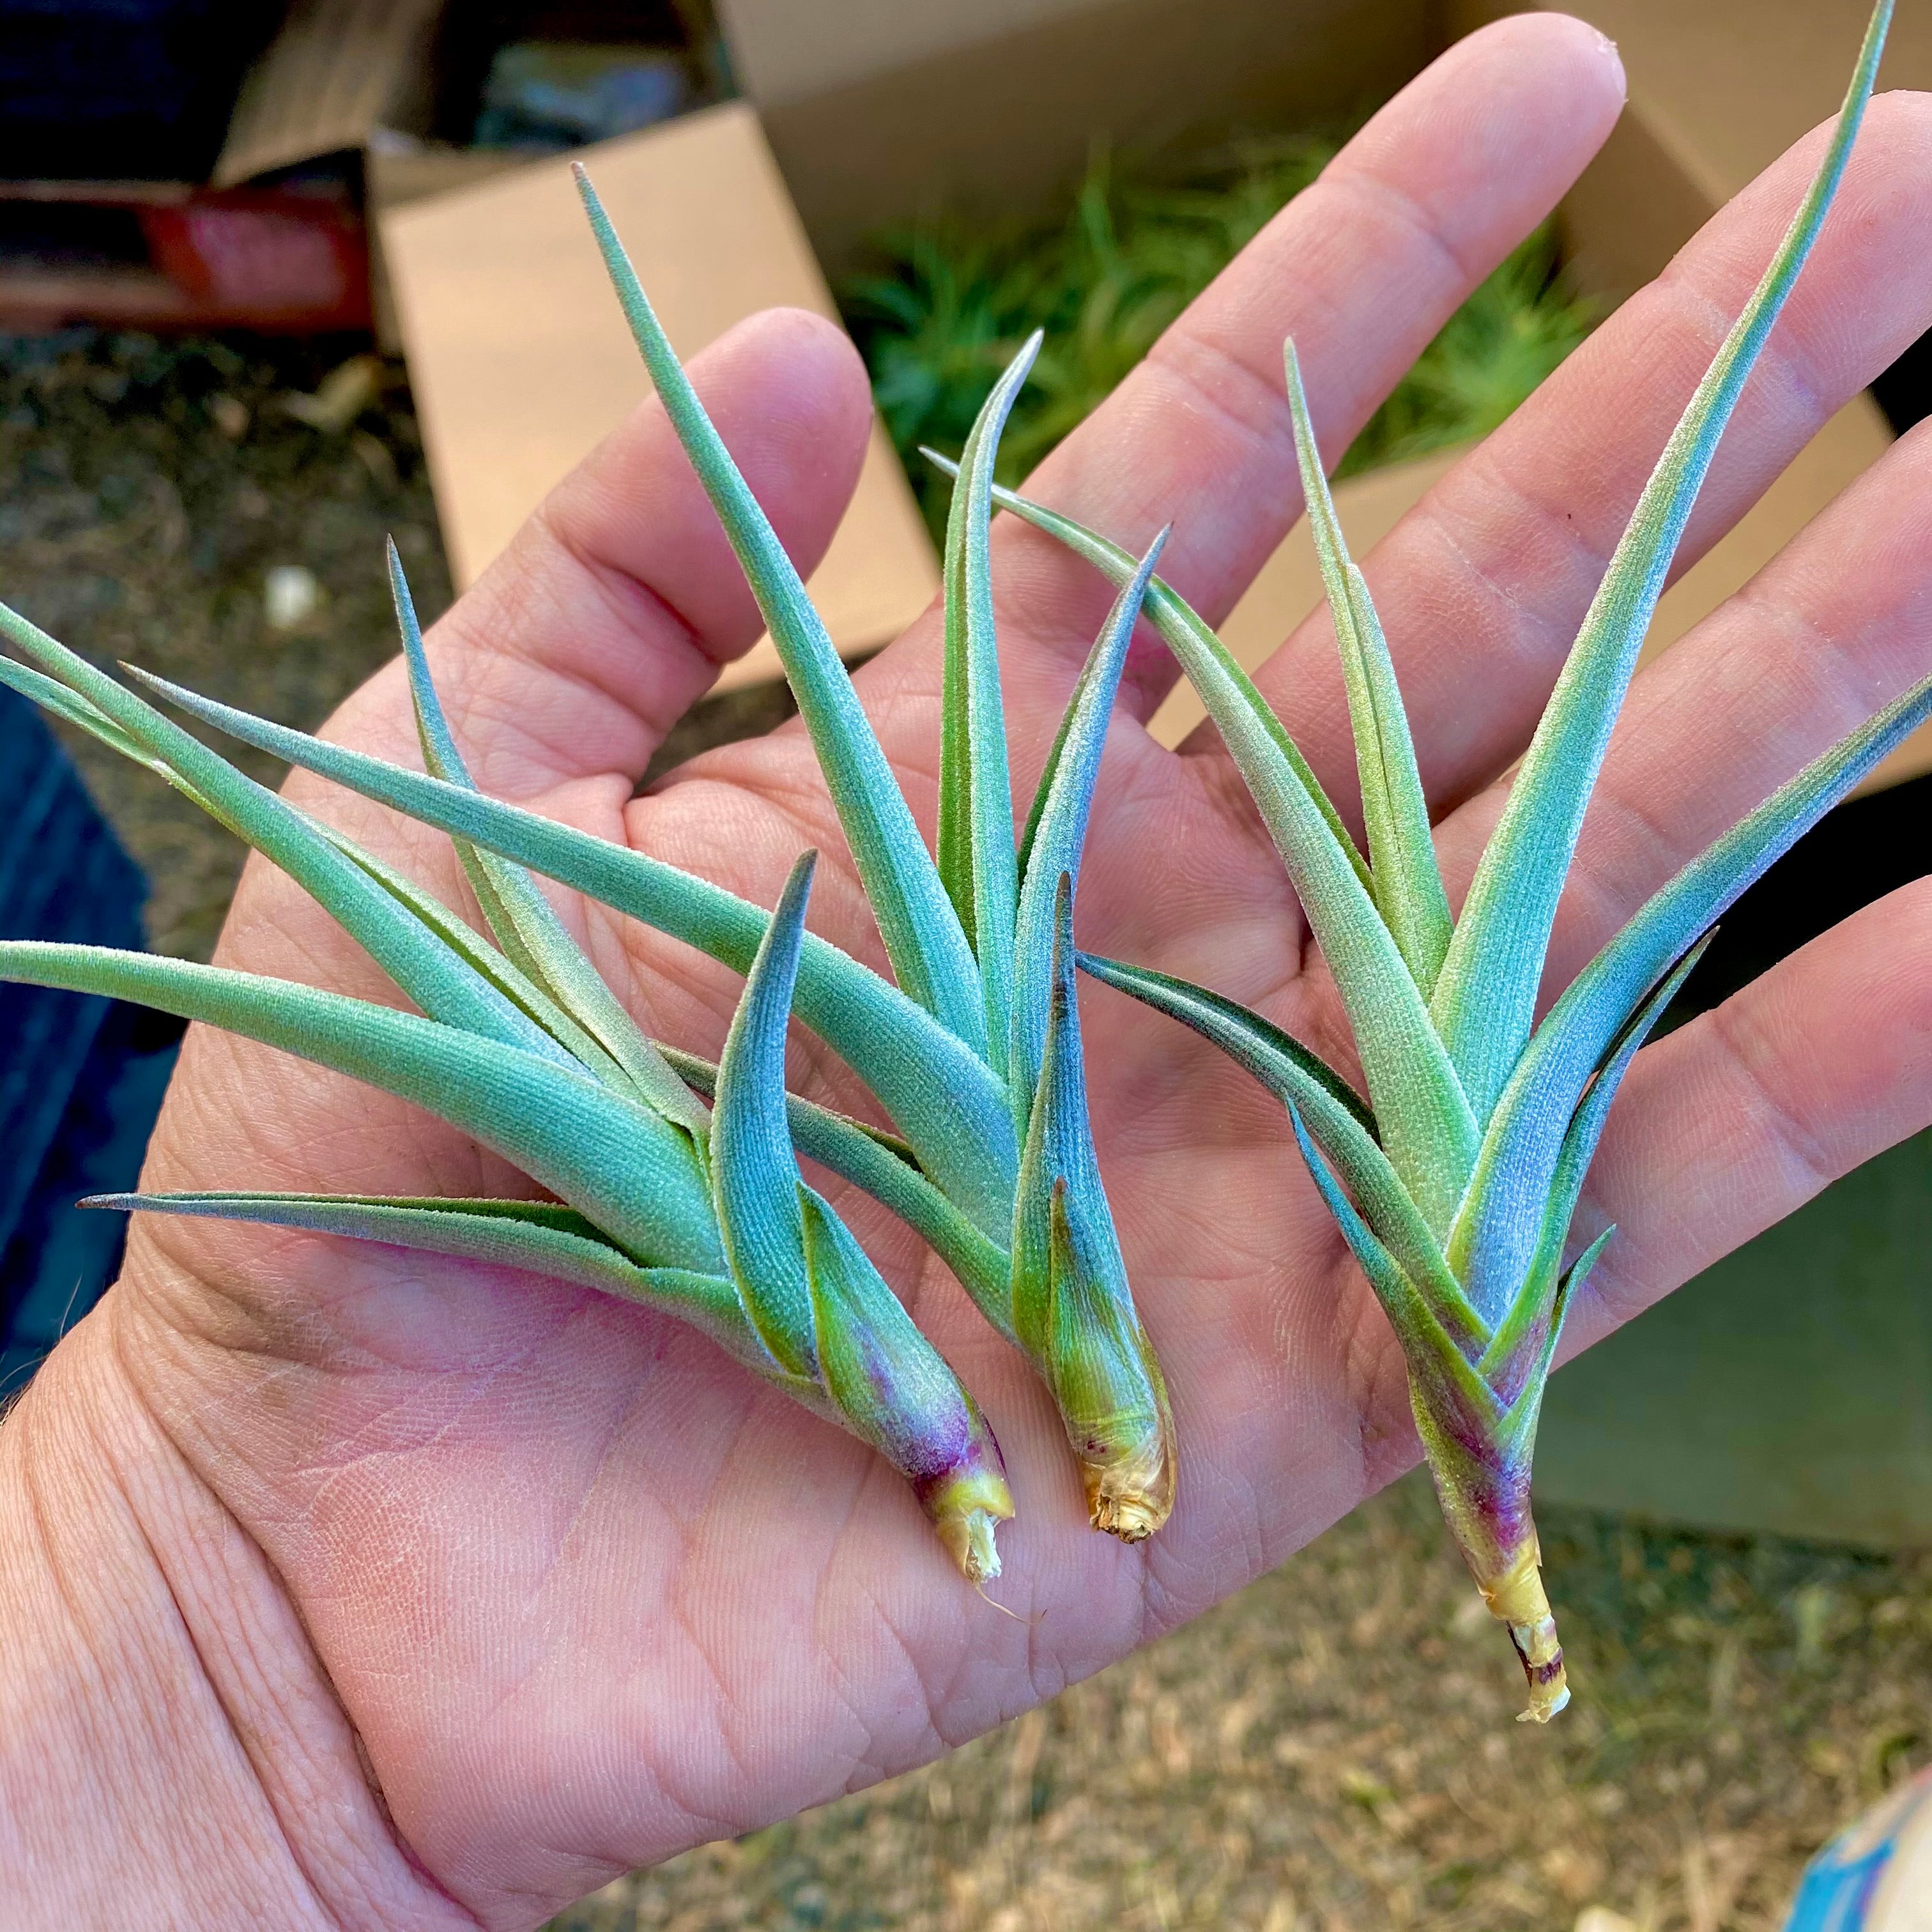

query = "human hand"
[{"left": 8, "top": 15, "right": 1932, "bottom": 1927}]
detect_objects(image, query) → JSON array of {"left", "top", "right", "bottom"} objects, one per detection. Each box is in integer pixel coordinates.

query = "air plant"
[
  {"left": 0, "top": 169, "right": 1178, "bottom": 1580},
  {"left": 946, "top": 0, "right": 1916, "bottom": 1717}
]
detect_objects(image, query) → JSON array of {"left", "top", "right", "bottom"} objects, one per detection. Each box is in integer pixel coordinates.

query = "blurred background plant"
[{"left": 842, "top": 133, "right": 1595, "bottom": 540}]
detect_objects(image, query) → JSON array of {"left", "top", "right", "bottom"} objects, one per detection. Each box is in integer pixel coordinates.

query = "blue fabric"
[{"left": 0, "top": 684, "right": 176, "bottom": 1396}]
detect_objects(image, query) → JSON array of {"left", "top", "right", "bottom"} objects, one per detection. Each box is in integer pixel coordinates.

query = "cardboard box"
[
  {"left": 377, "top": 103, "right": 939, "bottom": 690},
  {"left": 211, "top": 0, "right": 445, "bottom": 188},
  {"left": 721, "top": 0, "right": 1434, "bottom": 276}
]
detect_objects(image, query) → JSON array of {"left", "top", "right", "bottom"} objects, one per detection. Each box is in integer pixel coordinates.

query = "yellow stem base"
[
  {"left": 1078, "top": 1407, "right": 1176, "bottom": 1542},
  {"left": 1478, "top": 1542, "right": 1570, "bottom": 1723}
]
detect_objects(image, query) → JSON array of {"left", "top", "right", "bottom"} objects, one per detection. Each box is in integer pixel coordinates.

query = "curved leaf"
[
  {"left": 662, "top": 1045, "right": 1013, "bottom": 1329},
  {"left": 123, "top": 669, "right": 1019, "bottom": 1236},
  {"left": 1079, "top": 952, "right": 1480, "bottom": 1346},
  {"left": 710, "top": 850, "right": 818, "bottom": 1376},
  {"left": 0, "top": 602, "right": 566, "bottom": 1062},
  {"left": 1284, "top": 339, "right": 1450, "bottom": 992},
  {"left": 88, "top": 1188, "right": 762, "bottom": 1358},
  {"left": 937, "top": 332, "right": 1039, "bottom": 1082},
  {"left": 1462, "top": 662, "right": 1932, "bottom": 1321},
  {"left": 1430, "top": 0, "right": 1893, "bottom": 1122},
  {"left": 1009, "top": 529, "right": 1166, "bottom": 1126},
  {"left": 574, "top": 166, "right": 985, "bottom": 1055},
  {"left": 1475, "top": 929, "right": 1713, "bottom": 1372},
  {"left": 388, "top": 544, "right": 711, "bottom": 1137},
  {"left": 0, "top": 940, "right": 723, "bottom": 1273},
  {"left": 1284, "top": 1101, "right": 1498, "bottom": 1436}
]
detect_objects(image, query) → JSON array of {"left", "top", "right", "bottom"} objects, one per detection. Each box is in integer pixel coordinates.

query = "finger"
[
  {"left": 1564, "top": 877, "right": 1932, "bottom": 1355},
  {"left": 1229, "top": 89, "right": 1932, "bottom": 822},
  {"left": 329, "top": 305, "right": 875, "bottom": 799},
  {"left": 857, "top": 12, "right": 1626, "bottom": 754},
  {"left": 1457, "top": 413, "right": 1932, "bottom": 997}
]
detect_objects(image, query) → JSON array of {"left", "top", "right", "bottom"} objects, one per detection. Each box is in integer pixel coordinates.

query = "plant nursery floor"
[{"left": 2, "top": 331, "right": 1925, "bottom": 1932}]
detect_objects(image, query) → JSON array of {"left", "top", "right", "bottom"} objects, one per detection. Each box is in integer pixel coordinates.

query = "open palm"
[{"left": 27, "top": 15, "right": 1932, "bottom": 1928}]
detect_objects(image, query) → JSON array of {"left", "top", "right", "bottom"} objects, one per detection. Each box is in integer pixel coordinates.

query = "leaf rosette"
[
  {"left": 954, "top": 0, "right": 1917, "bottom": 1717},
  {"left": 0, "top": 172, "right": 1179, "bottom": 1581}
]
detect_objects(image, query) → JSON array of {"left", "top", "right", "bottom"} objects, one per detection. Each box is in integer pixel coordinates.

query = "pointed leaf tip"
[{"left": 575, "top": 175, "right": 983, "bottom": 1053}]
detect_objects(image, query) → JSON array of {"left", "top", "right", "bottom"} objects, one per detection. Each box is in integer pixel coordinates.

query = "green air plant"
[
  {"left": 0, "top": 169, "right": 1178, "bottom": 1579},
  {"left": 942, "top": 1, "right": 1916, "bottom": 1717}
]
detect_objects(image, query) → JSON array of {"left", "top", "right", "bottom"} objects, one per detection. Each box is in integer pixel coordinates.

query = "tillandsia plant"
[
  {"left": 0, "top": 171, "right": 1178, "bottom": 1578},
  {"left": 942, "top": 0, "right": 1922, "bottom": 1718}
]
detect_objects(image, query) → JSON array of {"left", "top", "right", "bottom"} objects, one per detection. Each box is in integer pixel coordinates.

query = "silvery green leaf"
[
  {"left": 1152, "top": 601, "right": 1476, "bottom": 1234},
  {"left": 1080, "top": 952, "right": 1482, "bottom": 1348},
  {"left": 387, "top": 544, "right": 712, "bottom": 1137},
  {"left": 937, "top": 333, "right": 1039, "bottom": 1081},
  {"left": 0, "top": 656, "right": 165, "bottom": 778},
  {"left": 1012, "top": 877, "right": 1173, "bottom": 1537},
  {"left": 917, "top": 456, "right": 1370, "bottom": 894},
  {"left": 319, "top": 827, "right": 636, "bottom": 1086},
  {"left": 1430, "top": 0, "right": 1892, "bottom": 1124},
  {"left": 1462, "top": 663, "right": 1932, "bottom": 1324},
  {"left": 663, "top": 1045, "right": 1012, "bottom": 1326},
  {"left": 573, "top": 167, "right": 985, "bottom": 1056},
  {"left": 86, "top": 1188, "right": 758, "bottom": 1348},
  {"left": 939, "top": 478, "right": 1474, "bottom": 1231},
  {"left": 1474, "top": 930, "right": 1713, "bottom": 1377},
  {"left": 0, "top": 602, "right": 568, "bottom": 1064},
  {"left": 1009, "top": 528, "right": 1166, "bottom": 1128},
  {"left": 122, "top": 668, "right": 1018, "bottom": 1238},
  {"left": 1077, "top": 949, "right": 1374, "bottom": 1133},
  {"left": 1011, "top": 877, "right": 1133, "bottom": 1356},
  {"left": 710, "top": 850, "right": 819, "bottom": 1377},
  {"left": 1284, "top": 1101, "right": 1498, "bottom": 1434},
  {"left": 797, "top": 1186, "right": 1014, "bottom": 1579},
  {"left": 1493, "top": 1227, "right": 1612, "bottom": 1469},
  {"left": 0, "top": 940, "right": 724, "bottom": 1273},
  {"left": 1283, "top": 339, "right": 1450, "bottom": 992}
]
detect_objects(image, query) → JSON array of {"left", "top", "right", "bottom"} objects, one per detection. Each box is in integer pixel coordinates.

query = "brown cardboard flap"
[
  {"left": 717, "top": 0, "right": 1119, "bottom": 110},
  {"left": 379, "top": 102, "right": 939, "bottom": 691},
  {"left": 214, "top": 0, "right": 445, "bottom": 187}
]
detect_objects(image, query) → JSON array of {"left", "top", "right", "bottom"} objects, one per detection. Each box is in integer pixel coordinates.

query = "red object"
[
  {"left": 143, "top": 190, "right": 367, "bottom": 327},
  {"left": 0, "top": 180, "right": 371, "bottom": 334}
]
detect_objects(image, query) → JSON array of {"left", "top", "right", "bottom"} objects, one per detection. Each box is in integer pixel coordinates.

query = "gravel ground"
[
  {"left": 553, "top": 1479, "right": 1930, "bottom": 1932},
  {"left": 3, "top": 330, "right": 1924, "bottom": 1932}
]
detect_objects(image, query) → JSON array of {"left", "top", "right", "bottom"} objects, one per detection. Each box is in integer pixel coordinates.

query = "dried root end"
[
  {"left": 928, "top": 1464, "right": 1016, "bottom": 1585},
  {"left": 938, "top": 1506, "right": 1005, "bottom": 1585},
  {"left": 1478, "top": 1541, "right": 1570, "bottom": 1724},
  {"left": 1078, "top": 1409, "right": 1176, "bottom": 1543}
]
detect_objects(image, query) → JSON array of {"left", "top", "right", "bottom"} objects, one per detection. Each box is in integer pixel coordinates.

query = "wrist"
[{"left": 0, "top": 1305, "right": 470, "bottom": 1932}]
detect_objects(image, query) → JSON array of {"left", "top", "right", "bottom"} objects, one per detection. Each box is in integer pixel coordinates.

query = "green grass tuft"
[{"left": 841, "top": 134, "right": 1595, "bottom": 540}]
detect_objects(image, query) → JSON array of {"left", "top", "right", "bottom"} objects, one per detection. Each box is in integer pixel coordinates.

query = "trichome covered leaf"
[{"left": 979, "top": 0, "right": 1911, "bottom": 1718}]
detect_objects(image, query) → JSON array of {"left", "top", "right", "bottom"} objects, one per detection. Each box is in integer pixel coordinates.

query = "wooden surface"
[{"left": 379, "top": 102, "right": 939, "bottom": 691}]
